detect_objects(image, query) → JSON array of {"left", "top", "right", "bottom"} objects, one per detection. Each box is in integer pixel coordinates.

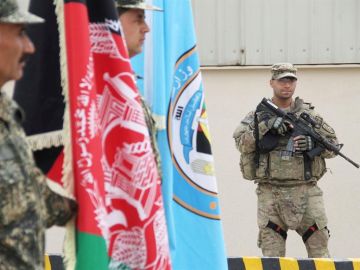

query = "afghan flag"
[
  {"left": 132, "top": 0, "right": 228, "bottom": 269},
  {"left": 55, "top": 0, "right": 171, "bottom": 269}
]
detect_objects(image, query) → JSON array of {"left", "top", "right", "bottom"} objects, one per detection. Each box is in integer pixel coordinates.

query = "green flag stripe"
[{"left": 75, "top": 232, "right": 109, "bottom": 270}]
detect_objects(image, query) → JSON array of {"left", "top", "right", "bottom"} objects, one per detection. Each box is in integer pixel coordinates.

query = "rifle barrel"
[{"left": 338, "top": 152, "right": 360, "bottom": 168}]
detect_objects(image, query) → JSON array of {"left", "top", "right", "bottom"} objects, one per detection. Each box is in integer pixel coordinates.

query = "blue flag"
[{"left": 132, "top": 1, "right": 228, "bottom": 269}]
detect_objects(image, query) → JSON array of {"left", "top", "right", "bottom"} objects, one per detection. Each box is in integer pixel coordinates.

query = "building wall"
[
  {"left": 202, "top": 65, "right": 360, "bottom": 258},
  {"left": 192, "top": 0, "right": 360, "bottom": 66}
]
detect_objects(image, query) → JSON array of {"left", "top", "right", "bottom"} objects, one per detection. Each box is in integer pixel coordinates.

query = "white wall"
[{"left": 202, "top": 65, "right": 360, "bottom": 258}]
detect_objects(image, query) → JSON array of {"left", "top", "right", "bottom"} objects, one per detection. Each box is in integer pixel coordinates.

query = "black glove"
[
  {"left": 294, "top": 135, "right": 313, "bottom": 152},
  {"left": 267, "top": 117, "right": 290, "bottom": 136}
]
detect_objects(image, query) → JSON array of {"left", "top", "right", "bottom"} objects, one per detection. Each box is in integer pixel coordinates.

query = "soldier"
[
  {"left": 116, "top": 0, "right": 161, "bottom": 57},
  {"left": 115, "top": 0, "right": 162, "bottom": 173},
  {"left": 0, "top": 0, "right": 76, "bottom": 269},
  {"left": 233, "top": 63, "right": 338, "bottom": 257}
]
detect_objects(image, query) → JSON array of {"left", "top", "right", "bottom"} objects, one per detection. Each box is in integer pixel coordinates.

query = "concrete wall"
[{"left": 202, "top": 65, "right": 360, "bottom": 258}]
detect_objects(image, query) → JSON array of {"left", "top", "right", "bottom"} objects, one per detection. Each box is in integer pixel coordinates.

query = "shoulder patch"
[
  {"left": 241, "top": 118, "right": 253, "bottom": 125},
  {"left": 241, "top": 111, "right": 255, "bottom": 125},
  {"left": 322, "top": 122, "right": 335, "bottom": 134}
]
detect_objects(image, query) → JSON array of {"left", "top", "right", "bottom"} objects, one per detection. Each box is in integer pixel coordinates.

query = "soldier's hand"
[
  {"left": 267, "top": 117, "right": 291, "bottom": 136},
  {"left": 293, "top": 135, "right": 313, "bottom": 152}
]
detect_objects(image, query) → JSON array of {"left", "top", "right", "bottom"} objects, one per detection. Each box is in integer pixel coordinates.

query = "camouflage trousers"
[{"left": 256, "top": 183, "right": 330, "bottom": 258}]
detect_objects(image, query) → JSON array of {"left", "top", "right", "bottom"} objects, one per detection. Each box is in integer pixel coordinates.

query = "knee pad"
[
  {"left": 302, "top": 223, "right": 330, "bottom": 243},
  {"left": 304, "top": 226, "right": 330, "bottom": 258}
]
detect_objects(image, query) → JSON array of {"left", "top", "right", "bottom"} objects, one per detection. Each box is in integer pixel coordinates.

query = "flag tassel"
[
  {"left": 26, "top": 130, "right": 64, "bottom": 151},
  {"left": 54, "top": 0, "right": 76, "bottom": 269}
]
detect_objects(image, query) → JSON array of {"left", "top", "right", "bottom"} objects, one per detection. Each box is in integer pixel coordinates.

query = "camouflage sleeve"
[
  {"left": 32, "top": 168, "right": 77, "bottom": 227},
  {"left": 233, "top": 111, "right": 256, "bottom": 154},
  {"left": 140, "top": 98, "right": 162, "bottom": 179},
  {"left": 311, "top": 111, "right": 339, "bottom": 159}
]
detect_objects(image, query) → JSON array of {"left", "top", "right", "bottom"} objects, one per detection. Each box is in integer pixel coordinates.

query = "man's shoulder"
[
  {"left": 294, "top": 96, "right": 315, "bottom": 111},
  {"left": 233, "top": 110, "right": 255, "bottom": 138},
  {"left": 241, "top": 110, "right": 255, "bottom": 124}
]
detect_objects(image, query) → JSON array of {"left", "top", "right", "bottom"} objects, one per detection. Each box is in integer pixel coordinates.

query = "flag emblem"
[{"left": 168, "top": 47, "right": 220, "bottom": 219}]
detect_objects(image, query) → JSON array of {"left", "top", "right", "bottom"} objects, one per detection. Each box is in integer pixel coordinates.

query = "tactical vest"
[{"left": 240, "top": 98, "right": 327, "bottom": 182}]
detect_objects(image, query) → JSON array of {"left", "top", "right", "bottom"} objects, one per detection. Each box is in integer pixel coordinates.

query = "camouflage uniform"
[
  {"left": 0, "top": 0, "right": 43, "bottom": 24},
  {"left": 0, "top": 92, "right": 76, "bottom": 270},
  {"left": 0, "top": 1, "right": 76, "bottom": 269},
  {"left": 233, "top": 64, "right": 338, "bottom": 258},
  {"left": 140, "top": 97, "right": 162, "bottom": 178}
]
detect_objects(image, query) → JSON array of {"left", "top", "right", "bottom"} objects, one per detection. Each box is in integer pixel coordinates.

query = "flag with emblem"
[
  {"left": 55, "top": 0, "right": 171, "bottom": 269},
  {"left": 131, "top": 0, "right": 228, "bottom": 269}
]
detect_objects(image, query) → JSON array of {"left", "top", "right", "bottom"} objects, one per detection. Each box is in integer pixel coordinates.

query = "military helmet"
[
  {"left": 271, "top": 63, "right": 297, "bottom": 80},
  {"left": 115, "top": 0, "right": 162, "bottom": 11},
  {"left": 0, "top": 0, "right": 44, "bottom": 24}
]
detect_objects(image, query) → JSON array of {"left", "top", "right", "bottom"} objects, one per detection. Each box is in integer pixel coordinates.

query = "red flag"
[{"left": 58, "top": 0, "right": 171, "bottom": 268}]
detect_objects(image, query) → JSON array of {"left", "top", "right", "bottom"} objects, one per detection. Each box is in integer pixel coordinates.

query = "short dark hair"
[{"left": 117, "top": 7, "right": 130, "bottom": 16}]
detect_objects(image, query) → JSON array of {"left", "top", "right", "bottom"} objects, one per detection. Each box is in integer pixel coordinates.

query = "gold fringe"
[
  {"left": 54, "top": 0, "right": 76, "bottom": 269},
  {"left": 27, "top": 130, "right": 64, "bottom": 151},
  {"left": 63, "top": 218, "right": 76, "bottom": 270}
]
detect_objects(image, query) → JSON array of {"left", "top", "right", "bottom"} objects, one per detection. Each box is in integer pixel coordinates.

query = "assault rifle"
[{"left": 260, "top": 98, "right": 359, "bottom": 169}]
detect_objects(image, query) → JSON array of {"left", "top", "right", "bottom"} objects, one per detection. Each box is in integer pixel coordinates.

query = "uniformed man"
[
  {"left": 116, "top": 0, "right": 161, "bottom": 57},
  {"left": 233, "top": 63, "right": 338, "bottom": 257},
  {"left": 115, "top": 0, "right": 162, "bottom": 174},
  {"left": 0, "top": 0, "right": 76, "bottom": 269}
]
